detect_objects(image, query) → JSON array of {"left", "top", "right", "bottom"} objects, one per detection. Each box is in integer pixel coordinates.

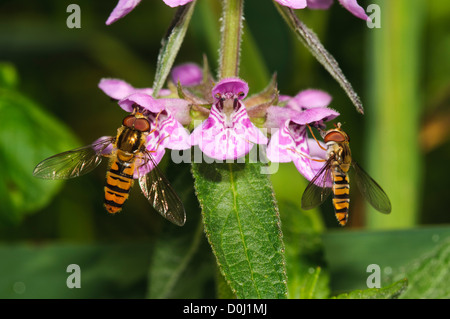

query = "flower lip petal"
[
  {"left": 290, "top": 107, "right": 340, "bottom": 126},
  {"left": 212, "top": 78, "right": 249, "bottom": 100},
  {"left": 306, "top": 0, "right": 334, "bottom": 9},
  {"left": 289, "top": 89, "right": 333, "bottom": 111},
  {"left": 106, "top": 0, "right": 141, "bottom": 25},
  {"left": 99, "top": 78, "right": 153, "bottom": 100}
]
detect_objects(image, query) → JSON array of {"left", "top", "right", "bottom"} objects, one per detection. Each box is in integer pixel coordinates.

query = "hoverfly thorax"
[{"left": 116, "top": 113, "right": 150, "bottom": 154}]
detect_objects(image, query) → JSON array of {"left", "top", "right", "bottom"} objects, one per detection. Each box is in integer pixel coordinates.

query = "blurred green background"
[{"left": 0, "top": 0, "right": 449, "bottom": 298}]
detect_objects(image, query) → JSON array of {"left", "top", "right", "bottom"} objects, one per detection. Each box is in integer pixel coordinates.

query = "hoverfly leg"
[
  {"left": 306, "top": 124, "right": 327, "bottom": 151},
  {"left": 286, "top": 147, "right": 327, "bottom": 163}
]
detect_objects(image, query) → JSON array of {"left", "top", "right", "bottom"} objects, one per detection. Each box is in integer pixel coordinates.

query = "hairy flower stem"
[{"left": 219, "top": 0, "right": 244, "bottom": 79}]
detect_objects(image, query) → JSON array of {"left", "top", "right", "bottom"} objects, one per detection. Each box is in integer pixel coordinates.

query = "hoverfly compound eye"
[
  {"left": 324, "top": 131, "right": 347, "bottom": 143},
  {"left": 134, "top": 118, "right": 151, "bottom": 132},
  {"left": 122, "top": 115, "right": 151, "bottom": 132},
  {"left": 122, "top": 115, "right": 136, "bottom": 128}
]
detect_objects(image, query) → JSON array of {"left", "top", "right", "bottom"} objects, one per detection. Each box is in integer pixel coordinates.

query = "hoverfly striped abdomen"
[
  {"left": 325, "top": 127, "right": 352, "bottom": 226},
  {"left": 301, "top": 122, "right": 391, "bottom": 227},
  {"left": 331, "top": 166, "right": 350, "bottom": 226},
  {"left": 104, "top": 113, "right": 150, "bottom": 214}
]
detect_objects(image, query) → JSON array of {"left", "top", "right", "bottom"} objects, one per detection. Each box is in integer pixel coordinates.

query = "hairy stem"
[{"left": 219, "top": 0, "right": 244, "bottom": 79}]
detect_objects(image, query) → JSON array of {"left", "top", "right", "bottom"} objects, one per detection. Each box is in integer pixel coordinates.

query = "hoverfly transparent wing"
[
  {"left": 138, "top": 151, "right": 186, "bottom": 226},
  {"left": 351, "top": 161, "right": 391, "bottom": 214},
  {"left": 301, "top": 157, "right": 333, "bottom": 210},
  {"left": 33, "top": 137, "right": 115, "bottom": 180}
]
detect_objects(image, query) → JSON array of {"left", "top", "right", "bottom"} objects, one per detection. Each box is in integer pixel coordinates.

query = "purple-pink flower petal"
[
  {"left": 287, "top": 89, "right": 333, "bottom": 112},
  {"left": 265, "top": 106, "right": 300, "bottom": 129},
  {"left": 98, "top": 78, "right": 171, "bottom": 101},
  {"left": 212, "top": 78, "right": 249, "bottom": 100},
  {"left": 99, "top": 78, "right": 153, "bottom": 100},
  {"left": 190, "top": 102, "right": 267, "bottom": 161},
  {"left": 290, "top": 106, "right": 339, "bottom": 127},
  {"left": 306, "top": 0, "right": 333, "bottom": 9},
  {"left": 118, "top": 93, "right": 165, "bottom": 114},
  {"left": 338, "top": 0, "right": 369, "bottom": 20},
  {"left": 274, "top": 0, "right": 308, "bottom": 9},
  {"left": 171, "top": 63, "right": 203, "bottom": 87},
  {"left": 162, "top": 0, "right": 193, "bottom": 8},
  {"left": 106, "top": 0, "right": 141, "bottom": 25}
]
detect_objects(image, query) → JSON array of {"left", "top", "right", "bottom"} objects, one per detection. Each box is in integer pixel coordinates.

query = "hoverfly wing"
[
  {"left": 33, "top": 137, "right": 115, "bottom": 180},
  {"left": 138, "top": 151, "right": 186, "bottom": 226},
  {"left": 351, "top": 161, "right": 391, "bottom": 214},
  {"left": 301, "top": 158, "right": 333, "bottom": 210}
]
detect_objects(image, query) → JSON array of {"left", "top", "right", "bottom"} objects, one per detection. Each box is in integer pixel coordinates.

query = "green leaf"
[
  {"left": 191, "top": 159, "right": 287, "bottom": 299},
  {"left": 394, "top": 238, "right": 450, "bottom": 299},
  {"left": 0, "top": 84, "right": 79, "bottom": 224},
  {"left": 146, "top": 162, "right": 214, "bottom": 299},
  {"left": 152, "top": 1, "right": 197, "bottom": 97},
  {"left": 333, "top": 279, "right": 408, "bottom": 299},
  {"left": 322, "top": 226, "right": 450, "bottom": 295},
  {"left": 273, "top": 3, "right": 364, "bottom": 114},
  {"left": 278, "top": 199, "right": 330, "bottom": 299},
  {"left": 0, "top": 62, "right": 19, "bottom": 89},
  {"left": 147, "top": 220, "right": 213, "bottom": 299},
  {"left": 0, "top": 242, "right": 152, "bottom": 298}
]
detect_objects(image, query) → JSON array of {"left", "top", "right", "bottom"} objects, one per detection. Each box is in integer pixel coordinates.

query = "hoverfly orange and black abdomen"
[
  {"left": 103, "top": 113, "right": 150, "bottom": 214},
  {"left": 301, "top": 122, "right": 391, "bottom": 226},
  {"left": 33, "top": 111, "right": 186, "bottom": 226}
]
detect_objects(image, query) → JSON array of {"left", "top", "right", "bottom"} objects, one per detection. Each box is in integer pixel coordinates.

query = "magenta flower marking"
[
  {"left": 190, "top": 78, "right": 268, "bottom": 160},
  {"left": 98, "top": 79, "right": 190, "bottom": 176},
  {"left": 266, "top": 89, "right": 339, "bottom": 183}
]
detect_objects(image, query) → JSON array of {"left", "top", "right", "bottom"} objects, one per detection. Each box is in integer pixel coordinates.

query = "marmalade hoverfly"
[
  {"left": 33, "top": 111, "right": 186, "bottom": 226},
  {"left": 301, "top": 123, "right": 391, "bottom": 226}
]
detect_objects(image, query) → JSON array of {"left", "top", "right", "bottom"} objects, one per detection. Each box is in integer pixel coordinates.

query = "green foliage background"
[{"left": 0, "top": 0, "right": 449, "bottom": 298}]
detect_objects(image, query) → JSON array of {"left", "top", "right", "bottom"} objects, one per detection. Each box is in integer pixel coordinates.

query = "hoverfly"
[
  {"left": 301, "top": 123, "right": 391, "bottom": 226},
  {"left": 33, "top": 111, "right": 186, "bottom": 226}
]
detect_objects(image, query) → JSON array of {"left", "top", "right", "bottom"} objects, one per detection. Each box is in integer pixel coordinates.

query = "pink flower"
[
  {"left": 98, "top": 79, "right": 191, "bottom": 176},
  {"left": 190, "top": 78, "right": 268, "bottom": 160},
  {"left": 171, "top": 63, "right": 203, "bottom": 87},
  {"left": 266, "top": 89, "right": 339, "bottom": 183},
  {"left": 296, "top": 0, "right": 368, "bottom": 20},
  {"left": 105, "top": 0, "right": 367, "bottom": 25}
]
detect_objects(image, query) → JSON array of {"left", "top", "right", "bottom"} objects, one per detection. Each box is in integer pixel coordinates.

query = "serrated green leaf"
[
  {"left": 273, "top": 3, "right": 364, "bottom": 114},
  {"left": 152, "top": 1, "right": 197, "bottom": 97},
  {"left": 322, "top": 226, "right": 450, "bottom": 295},
  {"left": 333, "top": 279, "right": 408, "bottom": 299},
  {"left": 394, "top": 238, "right": 450, "bottom": 299},
  {"left": 0, "top": 86, "right": 79, "bottom": 224},
  {"left": 191, "top": 159, "right": 287, "bottom": 299}
]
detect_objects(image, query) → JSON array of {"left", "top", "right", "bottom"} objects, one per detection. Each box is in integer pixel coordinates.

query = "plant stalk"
[{"left": 219, "top": 0, "right": 244, "bottom": 79}]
